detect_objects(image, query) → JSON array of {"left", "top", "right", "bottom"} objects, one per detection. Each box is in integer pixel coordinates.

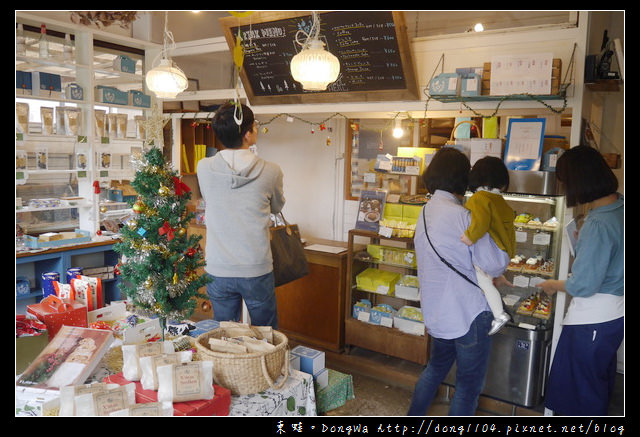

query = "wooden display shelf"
[
  {"left": 344, "top": 318, "right": 428, "bottom": 365},
  {"left": 344, "top": 228, "right": 429, "bottom": 365}
]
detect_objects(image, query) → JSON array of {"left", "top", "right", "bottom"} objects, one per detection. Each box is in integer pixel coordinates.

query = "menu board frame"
[{"left": 219, "top": 11, "right": 419, "bottom": 105}]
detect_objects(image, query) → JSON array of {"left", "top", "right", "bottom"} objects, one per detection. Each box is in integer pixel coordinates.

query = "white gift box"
[{"left": 291, "top": 345, "right": 325, "bottom": 376}]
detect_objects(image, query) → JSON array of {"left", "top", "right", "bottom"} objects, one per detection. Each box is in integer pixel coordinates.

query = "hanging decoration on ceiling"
[
  {"left": 70, "top": 11, "right": 138, "bottom": 29},
  {"left": 145, "top": 11, "right": 188, "bottom": 99},
  {"left": 228, "top": 11, "right": 254, "bottom": 18}
]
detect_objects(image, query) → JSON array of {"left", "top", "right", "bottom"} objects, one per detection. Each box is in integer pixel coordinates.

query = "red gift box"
[
  {"left": 26, "top": 295, "right": 87, "bottom": 340},
  {"left": 104, "top": 372, "right": 231, "bottom": 416}
]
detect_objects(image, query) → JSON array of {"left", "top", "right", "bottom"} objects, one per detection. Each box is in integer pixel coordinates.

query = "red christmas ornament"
[
  {"left": 159, "top": 221, "right": 175, "bottom": 241},
  {"left": 173, "top": 176, "right": 191, "bottom": 196}
]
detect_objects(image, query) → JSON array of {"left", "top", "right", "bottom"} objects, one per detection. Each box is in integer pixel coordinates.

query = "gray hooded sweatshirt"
[{"left": 196, "top": 151, "right": 285, "bottom": 278}]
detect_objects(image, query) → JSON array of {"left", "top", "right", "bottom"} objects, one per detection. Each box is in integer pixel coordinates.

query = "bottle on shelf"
[
  {"left": 39, "top": 24, "right": 49, "bottom": 58},
  {"left": 16, "top": 23, "right": 26, "bottom": 56},
  {"left": 63, "top": 33, "right": 74, "bottom": 62}
]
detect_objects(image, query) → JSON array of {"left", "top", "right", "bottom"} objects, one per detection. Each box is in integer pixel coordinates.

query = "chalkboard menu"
[{"left": 220, "top": 11, "right": 419, "bottom": 105}]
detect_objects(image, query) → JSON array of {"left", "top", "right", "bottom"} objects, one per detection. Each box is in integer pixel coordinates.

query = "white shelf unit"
[{"left": 16, "top": 12, "right": 161, "bottom": 236}]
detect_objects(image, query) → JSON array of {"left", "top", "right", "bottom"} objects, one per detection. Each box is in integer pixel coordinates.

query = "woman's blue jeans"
[
  {"left": 205, "top": 272, "right": 278, "bottom": 329},
  {"left": 408, "top": 311, "right": 493, "bottom": 416}
]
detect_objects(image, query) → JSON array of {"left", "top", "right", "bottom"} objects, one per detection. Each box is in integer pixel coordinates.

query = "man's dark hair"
[{"left": 212, "top": 102, "right": 255, "bottom": 149}]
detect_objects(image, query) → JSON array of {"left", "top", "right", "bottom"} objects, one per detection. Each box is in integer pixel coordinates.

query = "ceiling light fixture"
[
  {"left": 145, "top": 11, "right": 188, "bottom": 99},
  {"left": 290, "top": 11, "right": 340, "bottom": 91}
]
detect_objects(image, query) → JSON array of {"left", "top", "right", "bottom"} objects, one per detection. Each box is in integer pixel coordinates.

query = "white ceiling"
[{"left": 163, "top": 10, "right": 573, "bottom": 41}]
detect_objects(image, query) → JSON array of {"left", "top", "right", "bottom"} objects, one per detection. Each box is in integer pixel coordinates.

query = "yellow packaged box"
[{"left": 356, "top": 268, "right": 401, "bottom": 295}]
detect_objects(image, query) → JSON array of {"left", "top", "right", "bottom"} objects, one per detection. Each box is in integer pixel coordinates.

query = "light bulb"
[
  {"left": 392, "top": 118, "right": 404, "bottom": 138},
  {"left": 474, "top": 23, "right": 484, "bottom": 32}
]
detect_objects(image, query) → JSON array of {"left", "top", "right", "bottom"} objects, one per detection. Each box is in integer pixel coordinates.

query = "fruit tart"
[
  {"left": 516, "top": 293, "right": 539, "bottom": 316},
  {"left": 533, "top": 295, "right": 552, "bottom": 320}
]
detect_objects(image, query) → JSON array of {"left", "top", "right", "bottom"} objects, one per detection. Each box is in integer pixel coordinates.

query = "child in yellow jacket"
[{"left": 461, "top": 156, "right": 516, "bottom": 335}]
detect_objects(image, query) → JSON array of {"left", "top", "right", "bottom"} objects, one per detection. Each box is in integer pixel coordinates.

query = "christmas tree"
[{"left": 115, "top": 146, "right": 210, "bottom": 333}]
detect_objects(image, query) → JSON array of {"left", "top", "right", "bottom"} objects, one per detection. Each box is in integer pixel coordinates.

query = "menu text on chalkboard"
[{"left": 220, "top": 11, "right": 419, "bottom": 105}]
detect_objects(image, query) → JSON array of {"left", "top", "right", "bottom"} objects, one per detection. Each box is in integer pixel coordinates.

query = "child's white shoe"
[{"left": 488, "top": 312, "right": 510, "bottom": 335}]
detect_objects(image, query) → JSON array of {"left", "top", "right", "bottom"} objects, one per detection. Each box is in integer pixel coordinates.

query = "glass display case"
[{"left": 444, "top": 173, "right": 570, "bottom": 408}]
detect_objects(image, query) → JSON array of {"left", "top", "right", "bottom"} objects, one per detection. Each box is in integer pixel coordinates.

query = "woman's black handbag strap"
[{"left": 422, "top": 208, "right": 480, "bottom": 289}]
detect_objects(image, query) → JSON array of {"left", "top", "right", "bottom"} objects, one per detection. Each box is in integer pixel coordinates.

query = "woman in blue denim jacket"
[
  {"left": 536, "top": 145, "right": 623, "bottom": 416},
  {"left": 407, "top": 148, "right": 510, "bottom": 416}
]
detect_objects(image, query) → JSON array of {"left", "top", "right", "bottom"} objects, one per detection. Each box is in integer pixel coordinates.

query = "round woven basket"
[{"left": 195, "top": 328, "right": 289, "bottom": 395}]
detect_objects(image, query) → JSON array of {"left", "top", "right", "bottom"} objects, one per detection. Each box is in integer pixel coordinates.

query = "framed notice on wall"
[
  {"left": 219, "top": 11, "right": 419, "bottom": 105},
  {"left": 504, "top": 118, "right": 546, "bottom": 171}
]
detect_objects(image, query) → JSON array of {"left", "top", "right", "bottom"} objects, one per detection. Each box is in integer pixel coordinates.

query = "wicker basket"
[{"left": 195, "top": 328, "right": 290, "bottom": 395}]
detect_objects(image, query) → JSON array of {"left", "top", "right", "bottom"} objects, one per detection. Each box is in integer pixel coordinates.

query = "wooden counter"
[{"left": 276, "top": 238, "right": 348, "bottom": 353}]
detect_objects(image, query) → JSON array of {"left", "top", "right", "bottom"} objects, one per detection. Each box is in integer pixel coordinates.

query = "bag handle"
[
  {"left": 41, "top": 294, "right": 74, "bottom": 312},
  {"left": 270, "top": 212, "right": 294, "bottom": 237},
  {"left": 260, "top": 348, "right": 289, "bottom": 390},
  {"left": 447, "top": 120, "right": 480, "bottom": 144},
  {"left": 422, "top": 208, "right": 480, "bottom": 289}
]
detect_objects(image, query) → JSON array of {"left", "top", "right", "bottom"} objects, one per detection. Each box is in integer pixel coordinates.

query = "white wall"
[{"left": 253, "top": 115, "right": 346, "bottom": 242}]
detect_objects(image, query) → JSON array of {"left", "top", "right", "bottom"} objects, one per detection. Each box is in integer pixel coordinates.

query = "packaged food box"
[
  {"left": 395, "top": 275, "right": 420, "bottom": 300},
  {"left": 356, "top": 268, "right": 401, "bottom": 295}
]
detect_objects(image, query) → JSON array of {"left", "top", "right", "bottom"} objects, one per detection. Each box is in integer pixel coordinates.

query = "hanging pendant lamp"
[
  {"left": 145, "top": 11, "right": 188, "bottom": 99},
  {"left": 290, "top": 12, "right": 340, "bottom": 91}
]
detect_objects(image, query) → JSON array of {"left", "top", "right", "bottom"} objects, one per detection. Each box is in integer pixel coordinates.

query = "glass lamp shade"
[
  {"left": 290, "top": 39, "right": 340, "bottom": 91},
  {"left": 145, "top": 58, "right": 188, "bottom": 99}
]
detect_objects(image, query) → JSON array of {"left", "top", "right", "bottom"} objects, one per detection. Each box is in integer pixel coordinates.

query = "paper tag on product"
[
  {"left": 404, "top": 252, "right": 415, "bottom": 265},
  {"left": 513, "top": 275, "right": 530, "bottom": 288},
  {"left": 173, "top": 363, "right": 203, "bottom": 399},
  {"left": 380, "top": 317, "right": 393, "bottom": 328},
  {"left": 92, "top": 385, "right": 130, "bottom": 416},
  {"left": 532, "top": 232, "right": 551, "bottom": 246},
  {"left": 357, "top": 311, "right": 371, "bottom": 323},
  {"left": 378, "top": 226, "right": 393, "bottom": 238},
  {"left": 516, "top": 230, "right": 527, "bottom": 243}
]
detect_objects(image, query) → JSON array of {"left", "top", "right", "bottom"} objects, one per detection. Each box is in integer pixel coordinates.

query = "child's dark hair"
[
  {"left": 212, "top": 102, "right": 255, "bottom": 149},
  {"left": 468, "top": 156, "right": 510, "bottom": 192}
]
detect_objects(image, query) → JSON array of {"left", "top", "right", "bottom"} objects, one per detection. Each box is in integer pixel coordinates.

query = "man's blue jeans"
[
  {"left": 206, "top": 272, "right": 278, "bottom": 329},
  {"left": 408, "top": 311, "right": 493, "bottom": 416}
]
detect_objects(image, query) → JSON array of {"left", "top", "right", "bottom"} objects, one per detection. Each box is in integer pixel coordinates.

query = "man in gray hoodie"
[{"left": 197, "top": 102, "right": 285, "bottom": 329}]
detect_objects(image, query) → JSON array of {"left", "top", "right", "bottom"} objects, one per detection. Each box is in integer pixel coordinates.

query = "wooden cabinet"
[
  {"left": 344, "top": 229, "right": 429, "bottom": 365},
  {"left": 276, "top": 241, "right": 348, "bottom": 353}
]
